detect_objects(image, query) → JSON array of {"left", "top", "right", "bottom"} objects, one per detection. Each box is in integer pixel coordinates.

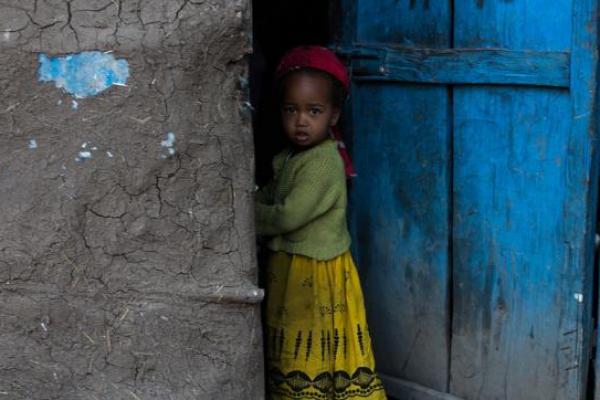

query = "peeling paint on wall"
[
  {"left": 160, "top": 132, "right": 176, "bottom": 158},
  {"left": 76, "top": 150, "right": 92, "bottom": 161},
  {"left": 75, "top": 151, "right": 92, "bottom": 162},
  {"left": 38, "top": 51, "right": 129, "bottom": 99}
]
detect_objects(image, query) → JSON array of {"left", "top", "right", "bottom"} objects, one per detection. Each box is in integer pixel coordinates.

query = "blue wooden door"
[{"left": 336, "top": 1, "right": 600, "bottom": 399}]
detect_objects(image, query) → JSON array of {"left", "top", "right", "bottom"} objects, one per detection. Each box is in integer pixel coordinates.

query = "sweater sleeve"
[{"left": 255, "top": 154, "right": 340, "bottom": 236}]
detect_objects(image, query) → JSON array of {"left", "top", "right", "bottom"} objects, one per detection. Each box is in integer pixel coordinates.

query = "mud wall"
[{"left": 0, "top": 1, "right": 263, "bottom": 399}]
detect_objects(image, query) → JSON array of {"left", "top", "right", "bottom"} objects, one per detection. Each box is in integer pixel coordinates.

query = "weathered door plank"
[
  {"left": 347, "top": 0, "right": 453, "bottom": 392},
  {"left": 451, "top": 1, "right": 598, "bottom": 399},
  {"left": 350, "top": 82, "right": 451, "bottom": 391},
  {"left": 340, "top": 0, "right": 600, "bottom": 399},
  {"left": 337, "top": 46, "right": 570, "bottom": 87}
]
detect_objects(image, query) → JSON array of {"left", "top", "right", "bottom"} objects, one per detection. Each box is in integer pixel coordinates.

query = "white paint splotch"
[
  {"left": 161, "top": 132, "right": 175, "bottom": 149},
  {"left": 160, "top": 132, "right": 176, "bottom": 158},
  {"left": 76, "top": 151, "right": 92, "bottom": 162}
]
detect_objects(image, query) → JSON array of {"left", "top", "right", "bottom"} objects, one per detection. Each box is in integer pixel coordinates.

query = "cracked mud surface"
[{"left": 0, "top": 1, "right": 263, "bottom": 398}]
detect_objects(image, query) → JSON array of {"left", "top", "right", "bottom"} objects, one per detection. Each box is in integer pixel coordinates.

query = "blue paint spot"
[
  {"left": 161, "top": 132, "right": 176, "bottom": 148},
  {"left": 160, "top": 132, "right": 176, "bottom": 158},
  {"left": 76, "top": 151, "right": 92, "bottom": 162},
  {"left": 38, "top": 51, "right": 129, "bottom": 98}
]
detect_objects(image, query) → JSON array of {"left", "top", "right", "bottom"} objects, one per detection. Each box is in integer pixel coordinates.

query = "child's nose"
[{"left": 296, "top": 112, "right": 309, "bottom": 126}]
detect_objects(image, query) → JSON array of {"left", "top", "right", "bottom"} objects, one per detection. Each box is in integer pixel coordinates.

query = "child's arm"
[{"left": 255, "top": 156, "right": 340, "bottom": 236}]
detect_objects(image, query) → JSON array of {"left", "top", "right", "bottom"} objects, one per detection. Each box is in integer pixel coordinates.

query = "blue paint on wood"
[
  {"left": 339, "top": 0, "right": 600, "bottom": 399},
  {"left": 356, "top": 0, "right": 451, "bottom": 48},
  {"left": 338, "top": 0, "right": 357, "bottom": 45},
  {"left": 450, "top": 1, "right": 598, "bottom": 399},
  {"left": 336, "top": 46, "right": 570, "bottom": 87},
  {"left": 343, "top": 0, "right": 453, "bottom": 392},
  {"left": 451, "top": 86, "right": 574, "bottom": 399},
  {"left": 454, "top": 0, "right": 572, "bottom": 51},
  {"left": 348, "top": 82, "right": 452, "bottom": 391},
  {"left": 570, "top": 1, "right": 600, "bottom": 399},
  {"left": 38, "top": 51, "right": 129, "bottom": 98}
]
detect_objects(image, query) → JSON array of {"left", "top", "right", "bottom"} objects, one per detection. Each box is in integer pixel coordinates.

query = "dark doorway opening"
[
  {"left": 250, "top": 0, "right": 332, "bottom": 186},
  {"left": 250, "top": 0, "right": 333, "bottom": 395}
]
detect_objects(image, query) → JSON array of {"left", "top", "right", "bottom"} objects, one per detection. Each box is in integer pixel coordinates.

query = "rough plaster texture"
[{"left": 0, "top": 1, "right": 263, "bottom": 399}]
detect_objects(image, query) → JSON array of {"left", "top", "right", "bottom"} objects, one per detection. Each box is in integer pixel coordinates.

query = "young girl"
[{"left": 255, "top": 46, "right": 387, "bottom": 400}]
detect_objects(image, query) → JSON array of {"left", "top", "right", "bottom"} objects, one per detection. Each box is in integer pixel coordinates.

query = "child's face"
[{"left": 281, "top": 72, "right": 340, "bottom": 149}]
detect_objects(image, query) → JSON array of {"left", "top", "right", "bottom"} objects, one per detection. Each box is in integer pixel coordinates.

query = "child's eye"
[
  {"left": 282, "top": 106, "right": 296, "bottom": 114},
  {"left": 309, "top": 108, "right": 322, "bottom": 115}
]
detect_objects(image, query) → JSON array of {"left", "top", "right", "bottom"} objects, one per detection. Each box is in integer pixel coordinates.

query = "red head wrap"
[{"left": 275, "top": 46, "right": 356, "bottom": 178}]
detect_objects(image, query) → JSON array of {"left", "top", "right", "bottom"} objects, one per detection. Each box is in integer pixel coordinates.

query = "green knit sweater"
[{"left": 255, "top": 139, "right": 351, "bottom": 260}]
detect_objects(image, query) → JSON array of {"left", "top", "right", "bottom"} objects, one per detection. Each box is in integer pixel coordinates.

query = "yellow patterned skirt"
[{"left": 265, "top": 251, "right": 387, "bottom": 400}]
